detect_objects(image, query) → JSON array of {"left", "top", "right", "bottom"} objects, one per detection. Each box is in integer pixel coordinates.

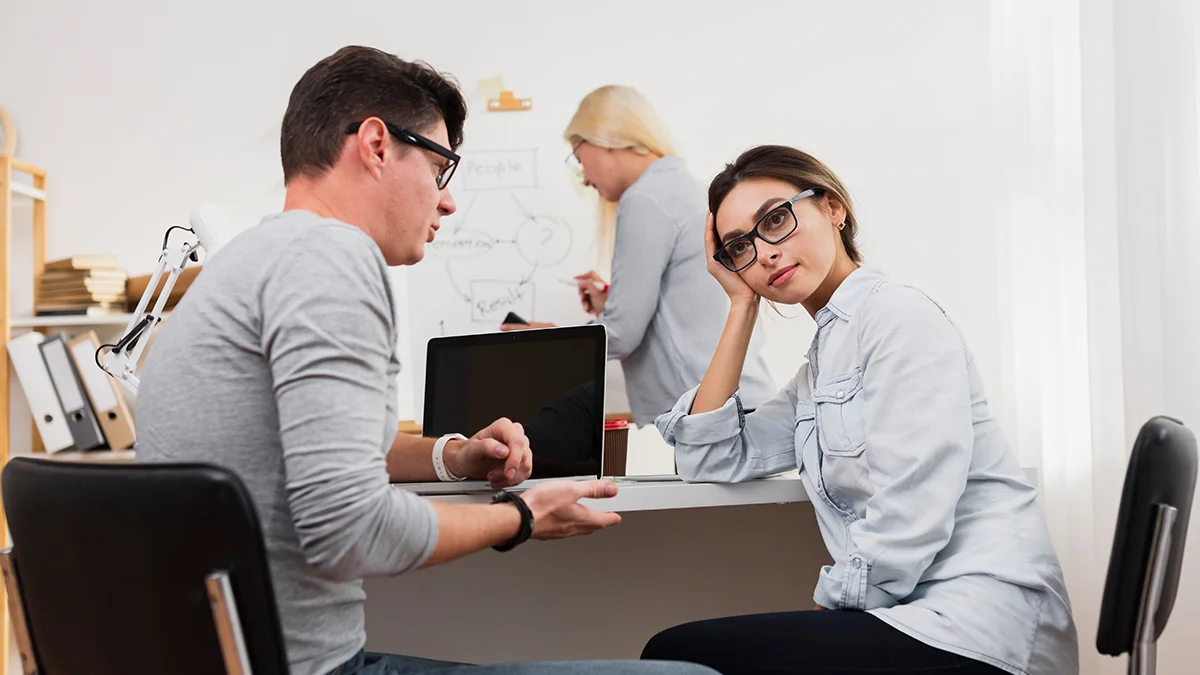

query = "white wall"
[{"left": 0, "top": 0, "right": 1003, "bottom": 428}]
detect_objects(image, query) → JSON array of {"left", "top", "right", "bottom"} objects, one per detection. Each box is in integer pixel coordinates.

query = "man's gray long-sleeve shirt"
[
  {"left": 136, "top": 211, "right": 438, "bottom": 675},
  {"left": 595, "top": 156, "right": 775, "bottom": 425}
]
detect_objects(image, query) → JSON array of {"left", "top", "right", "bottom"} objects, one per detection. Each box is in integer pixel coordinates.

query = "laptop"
[{"left": 401, "top": 324, "right": 608, "bottom": 494}]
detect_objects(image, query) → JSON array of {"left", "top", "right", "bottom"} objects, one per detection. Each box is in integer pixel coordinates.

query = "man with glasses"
[{"left": 134, "top": 46, "right": 710, "bottom": 675}]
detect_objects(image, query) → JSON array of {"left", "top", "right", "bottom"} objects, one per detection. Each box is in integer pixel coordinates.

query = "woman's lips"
[{"left": 769, "top": 264, "right": 798, "bottom": 287}]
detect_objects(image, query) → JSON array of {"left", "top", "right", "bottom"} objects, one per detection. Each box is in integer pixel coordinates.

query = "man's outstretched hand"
[{"left": 521, "top": 479, "right": 623, "bottom": 539}]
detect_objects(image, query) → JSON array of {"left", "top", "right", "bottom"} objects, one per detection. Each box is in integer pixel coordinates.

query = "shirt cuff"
[
  {"left": 814, "top": 558, "right": 900, "bottom": 611},
  {"left": 654, "top": 386, "right": 745, "bottom": 447}
]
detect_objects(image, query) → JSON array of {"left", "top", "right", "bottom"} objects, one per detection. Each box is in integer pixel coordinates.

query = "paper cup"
[{"left": 603, "top": 419, "right": 630, "bottom": 477}]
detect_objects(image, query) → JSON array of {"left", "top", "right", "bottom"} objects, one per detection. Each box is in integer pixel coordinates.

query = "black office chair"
[
  {"left": 1098, "top": 416, "right": 1198, "bottom": 675},
  {"left": 0, "top": 458, "right": 290, "bottom": 675}
]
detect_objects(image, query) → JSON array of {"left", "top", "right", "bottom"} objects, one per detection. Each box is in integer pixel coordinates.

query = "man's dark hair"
[{"left": 280, "top": 46, "right": 467, "bottom": 184}]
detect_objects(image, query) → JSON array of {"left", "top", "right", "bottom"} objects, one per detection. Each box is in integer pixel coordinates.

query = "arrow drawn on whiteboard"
[
  {"left": 510, "top": 192, "right": 535, "bottom": 219},
  {"left": 452, "top": 192, "right": 480, "bottom": 234},
  {"left": 520, "top": 261, "right": 540, "bottom": 285}
]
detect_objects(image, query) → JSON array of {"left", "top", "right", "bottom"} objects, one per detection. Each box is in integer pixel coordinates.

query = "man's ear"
[{"left": 352, "top": 117, "right": 389, "bottom": 179}]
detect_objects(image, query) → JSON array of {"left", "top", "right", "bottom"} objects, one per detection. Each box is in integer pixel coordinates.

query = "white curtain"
[
  {"left": 1112, "top": 0, "right": 1200, "bottom": 670},
  {"left": 990, "top": 0, "right": 1200, "bottom": 673},
  {"left": 991, "top": 2, "right": 1109, "bottom": 673}
]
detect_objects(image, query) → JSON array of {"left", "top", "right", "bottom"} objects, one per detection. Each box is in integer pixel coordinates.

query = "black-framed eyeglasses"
[
  {"left": 713, "top": 189, "right": 820, "bottom": 273},
  {"left": 345, "top": 120, "right": 460, "bottom": 189},
  {"left": 565, "top": 140, "right": 586, "bottom": 185}
]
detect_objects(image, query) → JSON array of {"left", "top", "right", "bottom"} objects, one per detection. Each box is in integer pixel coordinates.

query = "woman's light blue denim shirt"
[{"left": 656, "top": 267, "right": 1078, "bottom": 675}]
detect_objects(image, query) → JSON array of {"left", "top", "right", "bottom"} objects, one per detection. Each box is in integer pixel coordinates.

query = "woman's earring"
[{"left": 836, "top": 221, "right": 846, "bottom": 231}]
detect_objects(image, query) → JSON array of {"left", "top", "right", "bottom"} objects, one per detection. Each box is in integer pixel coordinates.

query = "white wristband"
[{"left": 433, "top": 433, "right": 468, "bottom": 482}]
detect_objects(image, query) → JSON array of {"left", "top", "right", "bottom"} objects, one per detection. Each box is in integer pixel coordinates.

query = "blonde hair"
[{"left": 563, "top": 86, "right": 677, "bottom": 264}]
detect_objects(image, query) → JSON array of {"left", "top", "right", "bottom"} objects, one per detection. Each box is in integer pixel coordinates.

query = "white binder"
[{"left": 6, "top": 333, "right": 74, "bottom": 452}]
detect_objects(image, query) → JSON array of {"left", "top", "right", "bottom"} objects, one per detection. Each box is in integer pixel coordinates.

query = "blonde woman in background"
[{"left": 504, "top": 85, "right": 775, "bottom": 427}]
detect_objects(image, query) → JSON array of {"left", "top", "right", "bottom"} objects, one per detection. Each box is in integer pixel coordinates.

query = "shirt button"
[
  {"left": 835, "top": 390, "right": 845, "bottom": 399},
  {"left": 852, "top": 558, "right": 862, "bottom": 569}
]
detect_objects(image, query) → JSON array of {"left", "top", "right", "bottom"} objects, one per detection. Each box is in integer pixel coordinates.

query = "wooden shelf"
[
  {"left": 8, "top": 182, "right": 46, "bottom": 201},
  {"left": 2, "top": 156, "right": 50, "bottom": 673},
  {"left": 10, "top": 313, "right": 144, "bottom": 329}
]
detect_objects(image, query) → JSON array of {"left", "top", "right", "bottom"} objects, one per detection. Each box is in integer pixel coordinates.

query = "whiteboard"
[{"left": 405, "top": 98, "right": 628, "bottom": 421}]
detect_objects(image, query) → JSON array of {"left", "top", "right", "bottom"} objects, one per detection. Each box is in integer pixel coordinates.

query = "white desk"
[
  {"left": 403, "top": 473, "right": 810, "bottom": 512},
  {"left": 403, "top": 466, "right": 1038, "bottom": 513}
]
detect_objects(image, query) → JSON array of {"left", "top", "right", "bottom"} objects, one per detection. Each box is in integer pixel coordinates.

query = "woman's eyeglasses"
[
  {"left": 564, "top": 140, "right": 586, "bottom": 186},
  {"left": 345, "top": 120, "right": 460, "bottom": 189},
  {"left": 713, "top": 189, "right": 820, "bottom": 273}
]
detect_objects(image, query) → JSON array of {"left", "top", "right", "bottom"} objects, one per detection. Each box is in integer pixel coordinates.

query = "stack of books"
[{"left": 36, "top": 255, "right": 128, "bottom": 317}]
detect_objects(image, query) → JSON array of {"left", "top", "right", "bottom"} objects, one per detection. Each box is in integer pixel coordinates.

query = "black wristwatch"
[{"left": 491, "top": 490, "right": 535, "bottom": 552}]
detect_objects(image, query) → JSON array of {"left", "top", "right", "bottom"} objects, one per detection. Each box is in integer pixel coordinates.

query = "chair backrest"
[
  {"left": 1, "top": 457, "right": 290, "bottom": 674},
  {"left": 1097, "top": 415, "right": 1198, "bottom": 656}
]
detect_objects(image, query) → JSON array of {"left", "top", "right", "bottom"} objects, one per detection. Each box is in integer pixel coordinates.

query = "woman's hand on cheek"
[{"left": 705, "top": 213, "right": 760, "bottom": 307}]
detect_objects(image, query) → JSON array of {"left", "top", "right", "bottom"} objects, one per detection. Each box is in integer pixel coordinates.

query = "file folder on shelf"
[
  {"left": 68, "top": 331, "right": 136, "bottom": 450},
  {"left": 39, "top": 334, "right": 105, "bottom": 451},
  {"left": 6, "top": 333, "right": 74, "bottom": 453}
]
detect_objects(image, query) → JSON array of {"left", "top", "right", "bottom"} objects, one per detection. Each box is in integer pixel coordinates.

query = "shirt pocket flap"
[
  {"left": 814, "top": 370, "right": 866, "bottom": 457},
  {"left": 812, "top": 369, "right": 864, "bottom": 404}
]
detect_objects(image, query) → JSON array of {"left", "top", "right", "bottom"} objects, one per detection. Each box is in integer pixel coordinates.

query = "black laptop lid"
[{"left": 423, "top": 325, "right": 607, "bottom": 479}]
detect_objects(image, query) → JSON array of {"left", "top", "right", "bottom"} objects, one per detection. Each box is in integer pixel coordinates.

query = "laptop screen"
[{"left": 423, "top": 325, "right": 607, "bottom": 479}]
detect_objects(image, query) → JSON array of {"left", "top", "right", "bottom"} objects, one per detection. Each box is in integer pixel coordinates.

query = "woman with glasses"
[
  {"left": 642, "top": 145, "right": 1078, "bottom": 675},
  {"left": 502, "top": 85, "right": 774, "bottom": 427}
]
